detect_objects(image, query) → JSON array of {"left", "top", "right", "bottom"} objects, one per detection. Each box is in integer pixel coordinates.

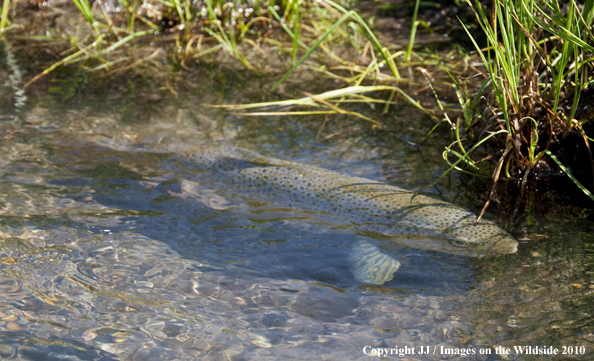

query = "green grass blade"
[
  {"left": 531, "top": 3, "right": 594, "bottom": 52},
  {"left": 322, "top": 0, "right": 400, "bottom": 78},
  {"left": 459, "top": 17, "right": 509, "bottom": 131},
  {"left": 192, "top": 43, "right": 225, "bottom": 59},
  {"left": 172, "top": 0, "right": 186, "bottom": 26},
  {"left": 72, "top": 0, "right": 95, "bottom": 28},
  {"left": 235, "top": 111, "right": 337, "bottom": 116},
  {"left": 433, "top": 129, "right": 509, "bottom": 185},
  {"left": 101, "top": 29, "right": 153, "bottom": 54},
  {"left": 23, "top": 29, "right": 151, "bottom": 88},
  {"left": 213, "top": 85, "right": 402, "bottom": 109},
  {"left": 268, "top": 6, "right": 309, "bottom": 51},
  {"left": 405, "top": 0, "right": 421, "bottom": 62},
  {"left": 292, "top": 11, "right": 301, "bottom": 63},
  {"left": 544, "top": 150, "right": 594, "bottom": 202},
  {"left": 212, "top": 85, "right": 425, "bottom": 111},
  {"left": 271, "top": 11, "right": 353, "bottom": 91},
  {"left": 1, "top": 0, "right": 11, "bottom": 31},
  {"left": 149, "top": 0, "right": 174, "bottom": 7}
]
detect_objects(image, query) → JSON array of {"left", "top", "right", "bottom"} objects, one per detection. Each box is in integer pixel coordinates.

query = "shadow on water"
[
  {"left": 0, "top": 58, "right": 593, "bottom": 360},
  {"left": 48, "top": 137, "right": 475, "bottom": 292}
]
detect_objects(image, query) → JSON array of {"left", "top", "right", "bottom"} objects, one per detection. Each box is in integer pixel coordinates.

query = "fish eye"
[{"left": 450, "top": 239, "right": 467, "bottom": 247}]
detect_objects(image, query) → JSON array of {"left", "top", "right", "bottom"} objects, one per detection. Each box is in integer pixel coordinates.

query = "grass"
[
  {"left": 211, "top": 85, "right": 425, "bottom": 125},
  {"left": 438, "top": 0, "right": 594, "bottom": 202},
  {"left": 0, "top": 0, "right": 446, "bottom": 127},
  {"left": 2, "top": 0, "right": 593, "bottom": 203},
  {"left": 1, "top": 0, "right": 437, "bottom": 94},
  {"left": 270, "top": 0, "right": 402, "bottom": 90},
  {"left": 1, "top": 0, "right": 12, "bottom": 32},
  {"left": 545, "top": 149, "right": 594, "bottom": 202}
]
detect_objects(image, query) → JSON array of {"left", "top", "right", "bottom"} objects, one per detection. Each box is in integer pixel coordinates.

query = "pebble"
[{"left": 6, "top": 321, "right": 26, "bottom": 331}]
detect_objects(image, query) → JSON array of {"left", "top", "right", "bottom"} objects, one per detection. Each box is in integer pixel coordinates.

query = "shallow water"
[{"left": 1, "top": 47, "right": 594, "bottom": 360}]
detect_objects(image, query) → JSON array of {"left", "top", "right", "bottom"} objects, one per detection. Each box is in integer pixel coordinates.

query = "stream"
[{"left": 1, "top": 45, "right": 594, "bottom": 360}]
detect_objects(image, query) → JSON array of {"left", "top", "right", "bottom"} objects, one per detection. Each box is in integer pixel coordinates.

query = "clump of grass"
[
  {"left": 2, "top": 0, "right": 445, "bottom": 125},
  {"left": 7, "top": 0, "right": 412, "bottom": 89},
  {"left": 441, "top": 0, "right": 594, "bottom": 203},
  {"left": 212, "top": 0, "right": 452, "bottom": 124}
]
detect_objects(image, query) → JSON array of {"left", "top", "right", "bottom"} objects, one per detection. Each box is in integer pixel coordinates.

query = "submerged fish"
[{"left": 171, "top": 147, "right": 518, "bottom": 284}]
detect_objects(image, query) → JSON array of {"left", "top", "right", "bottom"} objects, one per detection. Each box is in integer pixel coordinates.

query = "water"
[{"left": 1, "top": 52, "right": 593, "bottom": 360}]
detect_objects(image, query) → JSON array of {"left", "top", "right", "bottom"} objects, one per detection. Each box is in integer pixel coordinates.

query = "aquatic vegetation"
[
  {"left": 0, "top": 0, "right": 11, "bottom": 32},
  {"left": 2, "top": 0, "right": 592, "bottom": 205},
  {"left": 0, "top": 0, "right": 411, "bottom": 89},
  {"left": 444, "top": 0, "right": 594, "bottom": 201},
  {"left": 212, "top": 85, "right": 425, "bottom": 125},
  {"left": 1, "top": 0, "right": 451, "bottom": 120}
]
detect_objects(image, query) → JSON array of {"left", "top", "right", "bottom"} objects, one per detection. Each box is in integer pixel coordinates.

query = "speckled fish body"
[{"left": 175, "top": 147, "right": 518, "bottom": 259}]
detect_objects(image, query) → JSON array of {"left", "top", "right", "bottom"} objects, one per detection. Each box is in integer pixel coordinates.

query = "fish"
[{"left": 170, "top": 147, "right": 518, "bottom": 285}]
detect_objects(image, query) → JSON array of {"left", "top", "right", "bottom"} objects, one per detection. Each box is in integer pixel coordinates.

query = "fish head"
[
  {"left": 443, "top": 219, "right": 518, "bottom": 257},
  {"left": 374, "top": 202, "right": 518, "bottom": 258}
]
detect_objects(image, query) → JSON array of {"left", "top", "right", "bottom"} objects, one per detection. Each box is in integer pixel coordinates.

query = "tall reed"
[{"left": 451, "top": 0, "right": 594, "bottom": 199}]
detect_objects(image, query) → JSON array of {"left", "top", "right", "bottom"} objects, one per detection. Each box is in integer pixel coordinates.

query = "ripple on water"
[
  {"left": 0, "top": 120, "right": 590, "bottom": 360},
  {"left": 0, "top": 226, "right": 485, "bottom": 360}
]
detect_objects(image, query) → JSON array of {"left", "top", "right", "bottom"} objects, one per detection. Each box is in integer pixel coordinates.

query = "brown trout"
[{"left": 172, "top": 147, "right": 518, "bottom": 284}]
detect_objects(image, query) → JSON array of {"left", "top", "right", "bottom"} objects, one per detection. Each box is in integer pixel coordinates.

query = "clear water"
[{"left": 1, "top": 46, "right": 593, "bottom": 361}]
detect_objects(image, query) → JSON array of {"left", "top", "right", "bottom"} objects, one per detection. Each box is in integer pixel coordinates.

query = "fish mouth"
[{"left": 487, "top": 235, "right": 519, "bottom": 255}]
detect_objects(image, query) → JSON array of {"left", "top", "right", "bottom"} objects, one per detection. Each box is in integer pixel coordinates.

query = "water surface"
[{"left": 0, "top": 52, "right": 593, "bottom": 360}]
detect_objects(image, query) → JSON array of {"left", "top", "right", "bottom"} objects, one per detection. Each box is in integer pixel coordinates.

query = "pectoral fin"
[{"left": 348, "top": 241, "right": 400, "bottom": 285}]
